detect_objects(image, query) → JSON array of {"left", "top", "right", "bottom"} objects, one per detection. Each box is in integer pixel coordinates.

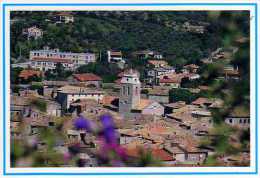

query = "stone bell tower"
[{"left": 119, "top": 69, "right": 141, "bottom": 114}]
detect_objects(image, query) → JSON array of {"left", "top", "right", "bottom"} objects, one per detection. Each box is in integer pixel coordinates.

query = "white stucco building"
[
  {"left": 30, "top": 46, "right": 96, "bottom": 70},
  {"left": 30, "top": 58, "right": 74, "bottom": 71},
  {"left": 56, "top": 85, "right": 105, "bottom": 110}
]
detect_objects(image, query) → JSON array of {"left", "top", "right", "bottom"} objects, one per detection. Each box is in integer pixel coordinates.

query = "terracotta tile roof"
[
  {"left": 167, "top": 111, "right": 193, "bottom": 124},
  {"left": 118, "top": 129, "right": 139, "bottom": 137},
  {"left": 152, "top": 148, "right": 174, "bottom": 161},
  {"left": 73, "top": 73, "right": 102, "bottom": 82},
  {"left": 31, "top": 57, "right": 73, "bottom": 64},
  {"left": 100, "top": 95, "right": 118, "bottom": 106},
  {"left": 125, "top": 147, "right": 140, "bottom": 158},
  {"left": 148, "top": 60, "right": 168, "bottom": 66},
  {"left": 145, "top": 120, "right": 171, "bottom": 132},
  {"left": 159, "top": 77, "right": 181, "bottom": 84},
  {"left": 110, "top": 51, "right": 122, "bottom": 56},
  {"left": 192, "top": 97, "right": 212, "bottom": 105},
  {"left": 125, "top": 146, "right": 174, "bottom": 161},
  {"left": 184, "top": 64, "right": 199, "bottom": 69},
  {"left": 165, "top": 101, "right": 186, "bottom": 109},
  {"left": 19, "top": 70, "right": 41, "bottom": 79},
  {"left": 134, "top": 99, "right": 154, "bottom": 110},
  {"left": 70, "top": 99, "right": 98, "bottom": 107},
  {"left": 148, "top": 88, "right": 169, "bottom": 96}
]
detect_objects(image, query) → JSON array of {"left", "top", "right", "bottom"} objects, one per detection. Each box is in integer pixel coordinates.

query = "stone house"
[
  {"left": 224, "top": 106, "right": 250, "bottom": 129},
  {"left": 55, "top": 12, "right": 74, "bottom": 23},
  {"left": 56, "top": 85, "right": 104, "bottom": 110},
  {"left": 72, "top": 73, "right": 102, "bottom": 88},
  {"left": 22, "top": 26, "right": 43, "bottom": 40}
]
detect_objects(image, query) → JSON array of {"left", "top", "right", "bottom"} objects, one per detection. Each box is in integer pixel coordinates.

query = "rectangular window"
[
  {"left": 123, "top": 86, "right": 126, "bottom": 95},
  {"left": 135, "top": 87, "right": 138, "bottom": 95},
  {"left": 128, "top": 86, "right": 130, "bottom": 95}
]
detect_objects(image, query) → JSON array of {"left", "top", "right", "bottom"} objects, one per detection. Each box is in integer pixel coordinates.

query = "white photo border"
[{"left": 1, "top": 2, "right": 258, "bottom": 176}]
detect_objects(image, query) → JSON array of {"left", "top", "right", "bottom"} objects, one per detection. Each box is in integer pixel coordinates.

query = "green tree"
[
  {"left": 169, "top": 88, "right": 198, "bottom": 103},
  {"left": 10, "top": 67, "right": 23, "bottom": 84}
]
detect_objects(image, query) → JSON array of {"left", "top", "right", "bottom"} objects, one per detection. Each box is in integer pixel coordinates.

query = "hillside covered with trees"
[{"left": 10, "top": 11, "right": 249, "bottom": 66}]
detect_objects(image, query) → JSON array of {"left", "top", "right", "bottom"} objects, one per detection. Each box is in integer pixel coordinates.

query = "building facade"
[
  {"left": 30, "top": 47, "right": 96, "bottom": 69},
  {"left": 22, "top": 26, "right": 43, "bottom": 40},
  {"left": 107, "top": 50, "right": 123, "bottom": 63},
  {"left": 72, "top": 73, "right": 102, "bottom": 88},
  {"left": 30, "top": 58, "right": 74, "bottom": 71},
  {"left": 56, "top": 85, "right": 104, "bottom": 110},
  {"left": 55, "top": 12, "right": 74, "bottom": 23}
]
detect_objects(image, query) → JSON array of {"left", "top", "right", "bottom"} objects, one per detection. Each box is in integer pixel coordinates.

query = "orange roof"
[
  {"left": 73, "top": 73, "right": 102, "bottom": 82},
  {"left": 125, "top": 147, "right": 140, "bottom": 158},
  {"left": 110, "top": 51, "right": 122, "bottom": 56},
  {"left": 32, "top": 57, "right": 73, "bottom": 64},
  {"left": 19, "top": 70, "right": 41, "bottom": 79},
  {"left": 100, "top": 95, "right": 118, "bottom": 106},
  {"left": 152, "top": 148, "right": 174, "bottom": 161},
  {"left": 159, "top": 77, "right": 181, "bottom": 84},
  {"left": 165, "top": 101, "right": 186, "bottom": 109},
  {"left": 125, "top": 147, "right": 174, "bottom": 161},
  {"left": 148, "top": 60, "right": 168, "bottom": 66}
]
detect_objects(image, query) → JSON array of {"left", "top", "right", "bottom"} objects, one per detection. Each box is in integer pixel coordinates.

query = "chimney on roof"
[{"left": 43, "top": 46, "right": 49, "bottom": 50}]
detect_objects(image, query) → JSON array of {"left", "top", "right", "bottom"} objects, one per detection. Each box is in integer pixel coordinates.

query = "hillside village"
[{"left": 10, "top": 11, "right": 250, "bottom": 167}]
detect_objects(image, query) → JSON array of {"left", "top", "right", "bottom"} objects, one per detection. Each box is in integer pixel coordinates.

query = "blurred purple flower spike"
[
  {"left": 74, "top": 115, "right": 92, "bottom": 131},
  {"left": 100, "top": 114, "right": 114, "bottom": 129},
  {"left": 104, "top": 127, "right": 117, "bottom": 144},
  {"left": 63, "top": 152, "right": 71, "bottom": 164},
  {"left": 100, "top": 114, "right": 118, "bottom": 144}
]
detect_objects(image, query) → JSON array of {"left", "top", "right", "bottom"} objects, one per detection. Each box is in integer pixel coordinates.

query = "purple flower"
[
  {"left": 100, "top": 142, "right": 128, "bottom": 161},
  {"left": 114, "top": 146, "right": 127, "bottom": 160},
  {"left": 100, "top": 114, "right": 118, "bottom": 144},
  {"left": 100, "top": 114, "right": 114, "bottom": 129},
  {"left": 73, "top": 115, "right": 92, "bottom": 131},
  {"left": 63, "top": 152, "right": 71, "bottom": 164},
  {"left": 103, "top": 127, "right": 117, "bottom": 144}
]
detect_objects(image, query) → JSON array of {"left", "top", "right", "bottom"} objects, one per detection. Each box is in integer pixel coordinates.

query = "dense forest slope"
[{"left": 10, "top": 11, "right": 248, "bottom": 65}]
